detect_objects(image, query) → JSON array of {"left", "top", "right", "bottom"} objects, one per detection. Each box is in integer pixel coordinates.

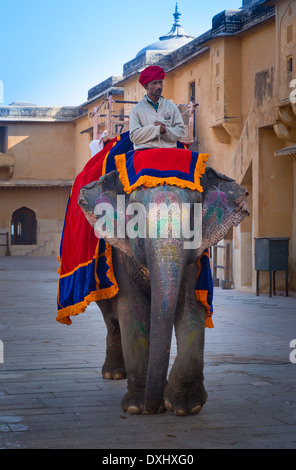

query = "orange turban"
[{"left": 139, "top": 66, "right": 166, "bottom": 86}]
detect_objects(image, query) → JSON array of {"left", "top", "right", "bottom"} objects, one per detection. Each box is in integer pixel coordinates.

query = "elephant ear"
[
  {"left": 200, "top": 167, "right": 234, "bottom": 200},
  {"left": 198, "top": 167, "right": 249, "bottom": 256},
  {"left": 99, "top": 170, "right": 125, "bottom": 197},
  {"left": 78, "top": 171, "right": 133, "bottom": 257}
]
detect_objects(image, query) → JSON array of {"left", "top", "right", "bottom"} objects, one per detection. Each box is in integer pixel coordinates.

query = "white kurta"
[{"left": 129, "top": 96, "right": 186, "bottom": 149}]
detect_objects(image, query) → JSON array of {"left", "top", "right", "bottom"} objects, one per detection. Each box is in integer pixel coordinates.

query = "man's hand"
[{"left": 154, "top": 121, "right": 167, "bottom": 134}]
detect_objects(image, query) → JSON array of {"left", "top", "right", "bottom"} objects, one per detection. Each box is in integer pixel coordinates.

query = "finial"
[
  {"left": 158, "top": 2, "right": 194, "bottom": 41},
  {"left": 173, "top": 3, "right": 181, "bottom": 27}
]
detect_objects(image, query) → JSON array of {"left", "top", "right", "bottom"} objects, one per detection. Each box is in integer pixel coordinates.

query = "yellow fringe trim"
[
  {"left": 195, "top": 252, "right": 214, "bottom": 329},
  {"left": 195, "top": 290, "right": 214, "bottom": 329},
  {"left": 56, "top": 284, "right": 119, "bottom": 325},
  {"left": 57, "top": 238, "right": 119, "bottom": 325},
  {"left": 114, "top": 152, "right": 209, "bottom": 194}
]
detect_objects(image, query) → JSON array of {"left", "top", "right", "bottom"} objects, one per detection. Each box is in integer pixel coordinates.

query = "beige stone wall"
[
  {"left": 160, "top": 6, "right": 295, "bottom": 293},
  {"left": 0, "top": 120, "right": 75, "bottom": 257},
  {"left": 124, "top": 76, "right": 145, "bottom": 104},
  {"left": 277, "top": 0, "right": 296, "bottom": 103},
  {"left": 115, "top": 9, "right": 296, "bottom": 293},
  {"left": 0, "top": 187, "right": 70, "bottom": 256},
  {"left": 7, "top": 122, "right": 75, "bottom": 181}
]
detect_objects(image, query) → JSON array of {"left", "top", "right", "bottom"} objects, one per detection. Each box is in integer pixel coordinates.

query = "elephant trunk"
[{"left": 144, "top": 240, "right": 187, "bottom": 414}]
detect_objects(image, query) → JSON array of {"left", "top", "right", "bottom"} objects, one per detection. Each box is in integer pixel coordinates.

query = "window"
[
  {"left": 216, "top": 63, "right": 220, "bottom": 77},
  {"left": 287, "top": 56, "right": 293, "bottom": 74},
  {"left": 287, "top": 25, "right": 293, "bottom": 43},
  {"left": 11, "top": 207, "right": 37, "bottom": 245},
  {"left": 216, "top": 86, "right": 220, "bottom": 101},
  {"left": 0, "top": 126, "right": 8, "bottom": 153},
  {"left": 189, "top": 81, "right": 196, "bottom": 138},
  {"left": 189, "top": 81, "right": 195, "bottom": 102}
]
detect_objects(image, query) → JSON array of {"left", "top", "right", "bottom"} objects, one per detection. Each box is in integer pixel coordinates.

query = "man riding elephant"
[
  {"left": 57, "top": 65, "right": 249, "bottom": 416},
  {"left": 129, "top": 65, "right": 186, "bottom": 149}
]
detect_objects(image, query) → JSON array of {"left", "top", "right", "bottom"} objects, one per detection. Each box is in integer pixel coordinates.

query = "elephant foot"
[
  {"left": 121, "top": 391, "right": 145, "bottom": 414},
  {"left": 102, "top": 363, "right": 126, "bottom": 380},
  {"left": 164, "top": 378, "right": 207, "bottom": 416},
  {"left": 121, "top": 392, "right": 166, "bottom": 415}
]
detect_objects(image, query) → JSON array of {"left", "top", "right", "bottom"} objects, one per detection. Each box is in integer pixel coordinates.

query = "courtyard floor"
[{"left": 0, "top": 256, "right": 295, "bottom": 450}]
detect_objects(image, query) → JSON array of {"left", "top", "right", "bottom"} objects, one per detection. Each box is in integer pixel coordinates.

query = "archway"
[{"left": 11, "top": 207, "right": 37, "bottom": 245}]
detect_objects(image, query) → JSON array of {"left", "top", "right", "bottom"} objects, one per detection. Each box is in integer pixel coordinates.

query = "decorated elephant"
[{"left": 77, "top": 147, "right": 249, "bottom": 416}]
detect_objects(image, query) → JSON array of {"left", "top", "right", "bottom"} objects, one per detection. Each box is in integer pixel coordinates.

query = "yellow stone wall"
[
  {"left": 6, "top": 122, "right": 75, "bottom": 180},
  {"left": 97, "top": 1, "right": 295, "bottom": 294}
]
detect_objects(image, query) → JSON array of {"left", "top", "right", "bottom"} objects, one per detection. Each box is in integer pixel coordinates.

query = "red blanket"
[{"left": 57, "top": 132, "right": 213, "bottom": 328}]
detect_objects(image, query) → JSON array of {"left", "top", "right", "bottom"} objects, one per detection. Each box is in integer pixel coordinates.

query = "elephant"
[{"left": 78, "top": 166, "right": 249, "bottom": 416}]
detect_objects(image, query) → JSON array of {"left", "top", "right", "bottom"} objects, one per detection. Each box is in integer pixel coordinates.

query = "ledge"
[
  {"left": 274, "top": 144, "right": 296, "bottom": 162},
  {"left": 0, "top": 153, "right": 15, "bottom": 177},
  {"left": 210, "top": 117, "right": 243, "bottom": 143},
  {"left": 0, "top": 106, "right": 81, "bottom": 122},
  {"left": 87, "top": 76, "right": 123, "bottom": 100},
  {"left": 0, "top": 179, "right": 74, "bottom": 188}
]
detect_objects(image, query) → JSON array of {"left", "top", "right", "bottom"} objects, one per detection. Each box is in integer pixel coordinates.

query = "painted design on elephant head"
[
  {"left": 204, "top": 184, "right": 229, "bottom": 226},
  {"left": 96, "top": 194, "right": 125, "bottom": 226},
  {"left": 144, "top": 187, "right": 182, "bottom": 239}
]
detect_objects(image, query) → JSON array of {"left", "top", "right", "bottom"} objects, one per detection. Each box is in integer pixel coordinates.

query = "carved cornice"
[
  {"left": 274, "top": 121, "right": 296, "bottom": 143},
  {"left": 210, "top": 117, "right": 243, "bottom": 143},
  {"left": 274, "top": 144, "right": 296, "bottom": 163},
  {"left": 277, "top": 105, "right": 296, "bottom": 130}
]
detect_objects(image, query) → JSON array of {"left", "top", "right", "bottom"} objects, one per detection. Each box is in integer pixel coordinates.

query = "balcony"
[{"left": 0, "top": 153, "right": 15, "bottom": 177}]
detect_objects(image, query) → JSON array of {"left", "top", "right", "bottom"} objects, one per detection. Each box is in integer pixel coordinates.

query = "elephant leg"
[
  {"left": 164, "top": 264, "right": 208, "bottom": 416},
  {"left": 117, "top": 288, "right": 153, "bottom": 415},
  {"left": 111, "top": 250, "right": 153, "bottom": 414},
  {"left": 97, "top": 299, "right": 126, "bottom": 380}
]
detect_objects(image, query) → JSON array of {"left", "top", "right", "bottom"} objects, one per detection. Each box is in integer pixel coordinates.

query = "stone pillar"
[{"left": 290, "top": 153, "right": 296, "bottom": 288}]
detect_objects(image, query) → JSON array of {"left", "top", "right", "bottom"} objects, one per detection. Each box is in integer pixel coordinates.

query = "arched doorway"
[{"left": 11, "top": 207, "right": 37, "bottom": 245}]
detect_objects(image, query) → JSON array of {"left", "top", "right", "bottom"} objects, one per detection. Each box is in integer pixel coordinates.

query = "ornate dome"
[{"left": 136, "top": 3, "right": 194, "bottom": 58}]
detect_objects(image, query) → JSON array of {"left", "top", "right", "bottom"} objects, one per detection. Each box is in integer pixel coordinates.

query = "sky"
[{"left": 0, "top": 0, "right": 242, "bottom": 107}]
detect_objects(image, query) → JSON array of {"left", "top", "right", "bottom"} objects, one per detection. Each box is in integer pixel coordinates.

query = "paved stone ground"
[{"left": 0, "top": 256, "right": 295, "bottom": 450}]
